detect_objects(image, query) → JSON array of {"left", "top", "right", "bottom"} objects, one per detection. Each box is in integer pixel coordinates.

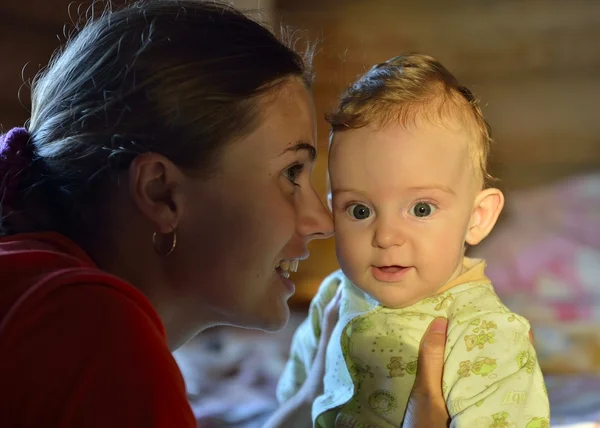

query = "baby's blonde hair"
[{"left": 326, "top": 53, "right": 494, "bottom": 187}]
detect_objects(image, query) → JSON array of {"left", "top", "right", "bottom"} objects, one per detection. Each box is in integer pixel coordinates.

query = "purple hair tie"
[{"left": 0, "top": 127, "right": 33, "bottom": 207}]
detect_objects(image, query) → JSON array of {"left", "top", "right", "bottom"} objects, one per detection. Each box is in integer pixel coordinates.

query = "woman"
[{"left": 0, "top": 1, "right": 450, "bottom": 426}]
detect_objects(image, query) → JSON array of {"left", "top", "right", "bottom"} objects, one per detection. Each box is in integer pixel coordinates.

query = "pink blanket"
[{"left": 470, "top": 173, "right": 600, "bottom": 373}]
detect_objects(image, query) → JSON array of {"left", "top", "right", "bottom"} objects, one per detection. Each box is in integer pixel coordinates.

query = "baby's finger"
[{"left": 322, "top": 285, "right": 343, "bottom": 334}]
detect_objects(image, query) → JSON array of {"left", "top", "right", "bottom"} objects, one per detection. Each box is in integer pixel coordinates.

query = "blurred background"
[{"left": 2, "top": 0, "right": 600, "bottom": 426}]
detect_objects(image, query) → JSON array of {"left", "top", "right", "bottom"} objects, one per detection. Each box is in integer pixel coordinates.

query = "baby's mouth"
[
  {"left": 376, "top": 265, "right": 406, "bottom": 273},
  {"left": 372, "top": 265, "right": 412, "bottom": 283}
]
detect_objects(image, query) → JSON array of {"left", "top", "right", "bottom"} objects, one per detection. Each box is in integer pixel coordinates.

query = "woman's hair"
[
  {"left": 0, "top": 0, "right": 312, "bottom": 237},
  {"left": 326, "top": 53, "right": 494, "bottom": 187}
]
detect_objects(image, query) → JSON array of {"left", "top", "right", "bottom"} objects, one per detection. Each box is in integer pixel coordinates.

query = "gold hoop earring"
[{"left": 152, "top": 230, "right": 177, "bottom": 257}]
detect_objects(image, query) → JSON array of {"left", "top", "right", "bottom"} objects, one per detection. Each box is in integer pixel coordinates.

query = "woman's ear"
[
  {"left": 128, "top": 153, "right": 186, "bottom": 234},
  {"left": 465, "top": 187, "right": 504, "bottom": 246}
]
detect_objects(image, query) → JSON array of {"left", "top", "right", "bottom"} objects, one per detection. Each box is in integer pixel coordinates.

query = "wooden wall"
[
  {"left": 0, "top": 0, "right": 84, "bottom": 129},
  {"left": 0, "top": 0, "right": 271, "bottom": 129},
  {"left": 2, "top": 1, "right": 599, "bottom": 305}
]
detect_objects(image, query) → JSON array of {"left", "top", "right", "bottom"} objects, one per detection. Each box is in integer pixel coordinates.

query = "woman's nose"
[{"left": 298, "top": 188, "right": 334, "bottom": 241}]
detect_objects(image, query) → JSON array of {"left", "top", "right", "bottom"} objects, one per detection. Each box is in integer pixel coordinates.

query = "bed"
[
  {"left": 174, "top": 324, "right": 600, "bottom": 427},
  {"left": 174, "top": 173, "right": 600, "bottom": 427}
]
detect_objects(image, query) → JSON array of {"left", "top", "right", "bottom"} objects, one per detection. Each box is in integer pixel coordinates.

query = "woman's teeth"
[{"left": 277, "top": 260, "right": 299, "bottom": 277}]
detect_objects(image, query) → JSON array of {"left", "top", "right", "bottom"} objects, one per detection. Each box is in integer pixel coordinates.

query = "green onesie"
[{"left": 277, "top": 258, "right": 550, "bottom": 428}]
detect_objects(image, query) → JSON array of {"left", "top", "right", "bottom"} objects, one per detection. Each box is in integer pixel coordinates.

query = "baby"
[{"left": 277, "top": 54, "right": 550, "bottom": 427}]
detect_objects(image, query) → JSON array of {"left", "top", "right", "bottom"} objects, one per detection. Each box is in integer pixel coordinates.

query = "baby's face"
[{"left": 328, "top": 121, "right": 481, "bottom": 308}]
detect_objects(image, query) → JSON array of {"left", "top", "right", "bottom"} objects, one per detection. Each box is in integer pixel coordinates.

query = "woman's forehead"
[
  {"left": 262, "top": 79, "right": 317, "bottom": 141},
  {"left": 216, "top": 80, "right": 318, "bottom": 169},
  {"left": 242, "top": 82, "right": 317, "bottom": 152}
]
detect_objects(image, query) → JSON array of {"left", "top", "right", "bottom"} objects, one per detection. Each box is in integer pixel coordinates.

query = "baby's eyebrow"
[
  {"left": 331, "top": 185, "right": 456, "bottom": 199},
  {"left": 408, "top": 185, "right": 456, "bottom": 195},
  {"left": 331, "top": 188, "right": 359, "bottom": 196}
]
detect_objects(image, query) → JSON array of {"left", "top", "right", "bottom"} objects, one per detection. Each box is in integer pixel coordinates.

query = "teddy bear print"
[{"left": 386, "top": 356, "right": 417, "bottom": 378}]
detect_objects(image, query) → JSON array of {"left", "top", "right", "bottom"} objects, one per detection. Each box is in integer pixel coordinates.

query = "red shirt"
[{"left": 0, "top": 232, "right": 197, "bottom": 427}]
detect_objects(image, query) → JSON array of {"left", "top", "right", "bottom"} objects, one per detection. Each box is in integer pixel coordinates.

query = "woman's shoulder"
[
  {"left": 1, "top": 278, "right": 167, "bottom": 353},
  {"left": 0, "top": 281, "right": 194, "bottom": 426},
  {"left": 0, "top": 231, "right": 165, "bottom": 342},
  {"left": 0, "top": 233, "right": 167, "bottom": 360}
]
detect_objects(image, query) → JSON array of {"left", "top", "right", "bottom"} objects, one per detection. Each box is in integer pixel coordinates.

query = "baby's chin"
[
  {"left": 375, "top": 295, "right": 423, "bottom": 309},
  {"left": 363, "top": 280, "right": 444, "bottom": 309},
  {"left": 343, "top": 268, "right": 445, "bottom": 309}
]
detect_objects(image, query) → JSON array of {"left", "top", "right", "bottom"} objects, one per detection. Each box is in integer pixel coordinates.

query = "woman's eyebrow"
[{"left": 280, "top": 141, "right": 316, "bottom": 161}]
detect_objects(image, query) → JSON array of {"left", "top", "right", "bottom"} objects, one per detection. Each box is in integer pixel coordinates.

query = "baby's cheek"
[
  {"left": 335, "top": 239, "right": 357, "bottom": 269},
  {"left": 417, "top": 235, "right": 462, "bottom": 279},
  {"left": 335, "top": 236, "right": 365, "bottom": 278}
]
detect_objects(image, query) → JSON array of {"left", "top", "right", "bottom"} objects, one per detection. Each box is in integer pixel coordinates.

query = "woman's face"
[{"left": 176, "top": 78, "right": 333, "bottom": 331}]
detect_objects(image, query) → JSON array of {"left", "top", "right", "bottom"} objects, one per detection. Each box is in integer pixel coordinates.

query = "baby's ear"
[{"left": 465, "top": 188, "right": 504, "bottom": 246}]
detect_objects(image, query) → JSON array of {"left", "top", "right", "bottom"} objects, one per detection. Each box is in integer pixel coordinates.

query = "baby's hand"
[
  {"left": 299, "top": 285, "right": 342, "bottom": 401},
  {"left": 321, "top": 285, "right": 343, "bottom": 342}
]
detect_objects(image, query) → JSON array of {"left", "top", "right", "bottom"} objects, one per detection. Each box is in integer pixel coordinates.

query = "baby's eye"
[
  {"left": 347, "top": 204, "right": 372, "bottom": 220},
  {"left": 410, "top": 202, "right": 437, "bottom": 218}
]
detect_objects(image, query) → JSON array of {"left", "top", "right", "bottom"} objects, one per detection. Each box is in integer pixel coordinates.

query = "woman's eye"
[
  {"left": 410, "top": 202, "right": 437, "bottom": 218},
  {"left": 347, "top": 204, "right": 372, "bottom": 220},
  {"left": 284, "top": 164, "right": 304, "bottom": 185}
]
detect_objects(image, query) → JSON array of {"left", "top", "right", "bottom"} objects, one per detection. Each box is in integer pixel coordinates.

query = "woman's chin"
[{"left": 248, "top": 300, "right": 290, "bottom": 332}]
